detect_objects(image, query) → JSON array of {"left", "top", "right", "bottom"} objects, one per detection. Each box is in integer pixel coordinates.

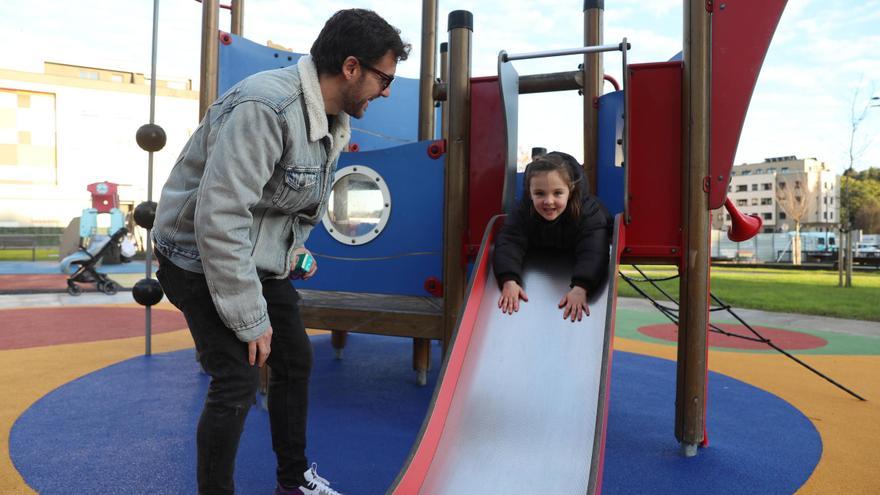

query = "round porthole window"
[{"left": 322, "top": 165, "right": 391, "bottom": 245}]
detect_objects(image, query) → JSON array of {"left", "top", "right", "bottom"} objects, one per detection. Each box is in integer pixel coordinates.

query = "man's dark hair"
[{"left": 310, "top": 9, "right": 410, "bottom": 75}]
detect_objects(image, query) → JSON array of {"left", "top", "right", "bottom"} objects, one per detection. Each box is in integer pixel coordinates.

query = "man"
[{"left": 153, "top": 9, "right": 409, "bottom": 495}]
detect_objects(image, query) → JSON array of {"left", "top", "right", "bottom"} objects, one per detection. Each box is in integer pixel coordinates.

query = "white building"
[
  {"left": 715, "top": 156, "right": 840, "bottom": 234},
  {"left": 0, "top": 62, "right": 198, "bottom": 228}
]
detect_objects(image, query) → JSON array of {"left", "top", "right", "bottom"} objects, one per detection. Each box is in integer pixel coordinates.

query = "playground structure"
[
  {"left": 127, "top": 0, "right": 795, "bottom": 492},
  {"left": 58, "top": 181, "right": 129, "bottom": 295}
]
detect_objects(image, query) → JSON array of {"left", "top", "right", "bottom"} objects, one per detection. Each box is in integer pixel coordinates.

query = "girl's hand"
[
  {"left": 558, "top": 286, "right": 590, "bottom": 322},
  {"left": 498, "top": 280, "right": 529, "bottom": 314}
]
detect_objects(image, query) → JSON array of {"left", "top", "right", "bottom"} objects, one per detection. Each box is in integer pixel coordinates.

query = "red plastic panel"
[
  {"left": 86, "top": 182, "right": 120, "bottom": 213},
  {"left": 710, "top": 0, "right": 787, "bottom": 209},
  {"left": 624, "top": 62, "right": 683, "bottom": 261},
  {"left": 466, "top": 76, "right": 507, "bottom": 260}
]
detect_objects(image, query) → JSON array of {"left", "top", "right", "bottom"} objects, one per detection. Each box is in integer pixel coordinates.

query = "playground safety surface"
[{"left": 0, "top": 291, "right": 877, "bottom": 494}]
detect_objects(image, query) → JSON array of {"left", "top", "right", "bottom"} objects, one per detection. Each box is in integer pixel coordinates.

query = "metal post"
[
  {"left": 413, "top": 0, "right": 438, "bottom": 384},
  {"left": 440, "top": 42, "right": 449, "bottom": 140},
  {"left": 230, "top": 0, "right": 244, "bottom": 36},
  {"left": 142, "top": 0, "right": 163, "bottom": 356},
  {"left": 442, "top": 11, "right": 472, "bottom": 353},
  {"left": 583, "top": 0, "right": 604, "bottom": 194},
  {"left": 418, "top": 0, "right": 438, "bottom": 140},
  {"left": 676, "top": 0, "right": 711, "bottom": 457},
  {"left": 199, "top": 0, "right": 219, "bottom": 119}
]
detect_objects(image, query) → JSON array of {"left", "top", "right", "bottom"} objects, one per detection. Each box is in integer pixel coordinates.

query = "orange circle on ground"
[
  {"left": 0, "top": 307, "right": 187, "bottom": 350},
  {"left": 638, "top": 323, "right": 827, "bottom": 350}
]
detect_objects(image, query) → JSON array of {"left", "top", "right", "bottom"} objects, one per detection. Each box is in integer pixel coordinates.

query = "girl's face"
[{"left": 529, "top": 170, "right": 570, "bottom": 221}]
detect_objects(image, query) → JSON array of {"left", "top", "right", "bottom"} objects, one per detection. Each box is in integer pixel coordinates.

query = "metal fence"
[
  {"left": 0, "top": 234, "right": 62, "bottom": 261},
  {"left": 712, "top": 231, "right": 803, "bottom": 263}
]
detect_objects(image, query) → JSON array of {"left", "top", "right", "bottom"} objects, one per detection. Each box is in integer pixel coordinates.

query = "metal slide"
[{"left": 390, "top": 215, "right": 622, "bottom": 495}]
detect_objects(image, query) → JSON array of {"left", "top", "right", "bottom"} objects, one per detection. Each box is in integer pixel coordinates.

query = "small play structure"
[{"left": 58, "top": 181, "right": 128, "bottom": 295}]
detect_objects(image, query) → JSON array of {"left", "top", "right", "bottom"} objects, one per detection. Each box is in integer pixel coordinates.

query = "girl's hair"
[{"left": 523, "top": 151, "right": 584, "bottom": 220}]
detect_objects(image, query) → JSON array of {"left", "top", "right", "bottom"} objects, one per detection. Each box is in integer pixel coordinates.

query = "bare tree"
[
  {"left": 841, "top": 80, "right": 878, "bottom": 286},
  {"left": 776, "top": 172, "right": 814, "bottom": 265}
]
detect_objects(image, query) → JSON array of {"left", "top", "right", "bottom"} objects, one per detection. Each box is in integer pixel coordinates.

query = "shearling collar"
[{"left": 297, "top": 55, "right": 351, "bottom": 153}]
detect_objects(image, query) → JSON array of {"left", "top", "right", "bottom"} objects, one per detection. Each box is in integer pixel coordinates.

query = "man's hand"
[
  {"left": 558, "top": 286, "right": 590, "bottom": 322},
  {"left": 498, "top": 280, "right": 529, "bottom": 315},
  {"left": 248, "top": 326, "right": 273, "bottom": 367},
  {"left": 291, "top": 247, "right": 318, "bottom": 280}
]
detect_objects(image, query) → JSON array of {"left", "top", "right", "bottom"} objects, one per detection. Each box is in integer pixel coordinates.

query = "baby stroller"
[{"left": 59, "top": 227, "right": 128, "bottom": 296}]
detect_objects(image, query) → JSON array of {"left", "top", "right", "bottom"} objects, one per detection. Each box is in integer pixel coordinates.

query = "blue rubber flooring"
[
  {"left": 10, "top": 333, "right": 821, "bottom": 494},
  {"left": 0, "top": 260, "right": 152, "bottom": 275}
]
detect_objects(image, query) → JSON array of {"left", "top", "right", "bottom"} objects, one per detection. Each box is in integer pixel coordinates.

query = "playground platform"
[{"left": 0, "top": 279, "right": 878, "bottom": 494}]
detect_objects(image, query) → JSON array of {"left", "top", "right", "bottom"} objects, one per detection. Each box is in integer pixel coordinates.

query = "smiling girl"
[{"left": 493, "top": 151, "right": 612, "bottom": 321}]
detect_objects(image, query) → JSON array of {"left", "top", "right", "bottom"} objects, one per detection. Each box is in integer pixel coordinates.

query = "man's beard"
[{"left": 342, "top": 77, "right": 369, "bottom": 119}]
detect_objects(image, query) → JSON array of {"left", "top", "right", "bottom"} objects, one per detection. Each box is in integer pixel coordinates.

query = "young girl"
[{"left": 493, "top": 151, "right": 612, "bottom": 321}]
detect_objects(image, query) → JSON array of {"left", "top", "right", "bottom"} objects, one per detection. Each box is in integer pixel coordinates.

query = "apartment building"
[
  {"left": 0, "top": 61, "right": 198, "bottom": 227},
  {"left": 715, "top": 156, "right": 840, "bottom": 233}
]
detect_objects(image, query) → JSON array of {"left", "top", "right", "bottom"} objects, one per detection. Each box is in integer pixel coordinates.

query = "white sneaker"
[{"left": 300, "top": 463, "right": 342, "bottom": 495}]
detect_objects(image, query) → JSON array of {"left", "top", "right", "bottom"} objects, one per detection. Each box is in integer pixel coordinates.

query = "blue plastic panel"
[
  {"left": 218, "top": 34, "right": 304, "bottom": 94},
  {"left": 597, "top": 91, "right": 625, "bottom": 216},
  {"left": 218, "top": 33, "right": 439, "bottom": 151},
  {"left": 296, "top": 141, "right": 445, "bottom": 296}
]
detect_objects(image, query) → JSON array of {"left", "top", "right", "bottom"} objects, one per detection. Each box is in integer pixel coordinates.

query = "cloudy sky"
[{"left": 1, "top": 0, "right": 878, "bottom": 173}]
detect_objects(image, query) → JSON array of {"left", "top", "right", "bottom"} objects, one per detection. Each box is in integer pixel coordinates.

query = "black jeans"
[{"left": 156, "top": 253, "right": 312, "bottom": 494}]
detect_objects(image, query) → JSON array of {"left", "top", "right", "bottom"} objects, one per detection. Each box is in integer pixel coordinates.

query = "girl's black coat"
[{"left": 492, "top": 194, "right": 612, "bottom": 293}]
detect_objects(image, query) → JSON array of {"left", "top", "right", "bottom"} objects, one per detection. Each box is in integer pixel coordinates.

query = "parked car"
[{"left": 855, "top": 243, "right": 880, "bottom": 258}]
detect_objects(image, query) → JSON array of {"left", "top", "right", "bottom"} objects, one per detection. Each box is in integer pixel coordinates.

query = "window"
[
  {"left": 725, "top": 214, "right": 731, "bottom": 221},
  {"left": 0, "top": 88, "right": 57, "bottom": 185},
  {"left": 727, "top": 185, "right": 732, "bottom": 192},
  {"left": 795, "top": 181, "right": 802, "bottom": 188},
  {"left": 778, "top": 182, "right": 786, "bottom": 189},
  {"left": 830, "top": 197, "right": 834, "bottom": 204},
  {"left": 741, "top": 170, "right": 751, "bottom": 175},
  {"left": 781, "top": 167, "right": 789, "bottom": 172},
  {"left": 731, "top": 171, "right": 737, "bottom": 176},
  {"left": 736, "top": 185, "right": 747, "bottom": 192},
  {"left": 823, "top": 212, "right": 827, "bottom": 219},
  {"left": 767, "top": 167, "right": 776, "bottom": 173},
  {"left": 762, "top": 213, "right": 772, "bottom": 220},
  {"left": 751, "top": 198, "right": 759, "bottom": 205},
  {"left": 79, "top": 70, "right": 99, "bottom": 80},
  {"left": 829, "top": 212, "right": 833, "bottom": 220},
  {"left": 751, "top": 184, "right": 758, "bottom": 191},
  {"left": 736, "top": 199, "right": 747, "bottom": 206},
  {"left": 761, "top": 198, "right": 772, "bottom": 205},
  {"left": 762, "top": 183, "right": 772, "bottom": 190},
  {"left": 779, "top": 212, "right": 787, "bottom": 220},
  {"left": 111, "top": 74, "right": 124, "bottom": 83},
  {"left": 755, "top": 168, "right": 763, "bottom": 174}
]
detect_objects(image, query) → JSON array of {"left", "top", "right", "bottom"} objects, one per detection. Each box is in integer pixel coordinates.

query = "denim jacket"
[{"left": 153, "top": 56, "right": 350, "bottom": 342}]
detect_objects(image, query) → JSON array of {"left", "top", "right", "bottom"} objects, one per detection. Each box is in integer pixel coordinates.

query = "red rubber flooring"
[
  {"left": 0, "top": 307, "right": 187, "bottom": 350},
  {"left": 638, "top": 323, "right": 828, "bottom": 350}
]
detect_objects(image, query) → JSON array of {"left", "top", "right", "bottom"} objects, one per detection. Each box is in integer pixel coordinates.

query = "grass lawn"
[
  {"left": 618, "top": 265, "right": 880, "bottom": 322},
  {"left": 0, "top": 248, "right": 60, "bottom": 262}
]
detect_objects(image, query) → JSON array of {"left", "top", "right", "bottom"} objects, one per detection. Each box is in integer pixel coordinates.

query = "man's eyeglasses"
[{"left": 358, "top": 59, "right": 394, "bottom": 91}]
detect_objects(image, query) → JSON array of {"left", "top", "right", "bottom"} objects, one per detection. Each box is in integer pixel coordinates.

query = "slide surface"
[{"left": 391, "top": 215, "right": 622, "bottom": 494}]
